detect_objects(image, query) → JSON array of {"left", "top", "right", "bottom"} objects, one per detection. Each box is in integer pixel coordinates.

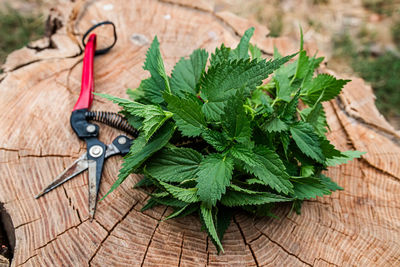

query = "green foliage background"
[{"left": 0, "top": 6, "right": 44, "bottom": 67}]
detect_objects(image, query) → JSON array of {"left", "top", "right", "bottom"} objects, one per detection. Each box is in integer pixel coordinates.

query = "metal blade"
[
  {"left": 35, "top": 153, "right": 88, "bottom": 199},
  {"left": 104, "top": 143, "right": 120, "bottom": 159},
  {"left": 88, "top": 159, "right": 97, "bottom": 220}
]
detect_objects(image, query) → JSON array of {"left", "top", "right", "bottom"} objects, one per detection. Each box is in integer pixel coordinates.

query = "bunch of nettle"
[{"left": 99, "top": 28, "right": 362, "bottom": 252}]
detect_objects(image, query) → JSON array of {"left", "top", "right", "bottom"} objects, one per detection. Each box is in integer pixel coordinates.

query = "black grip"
[{"left": 112, "top": 135, "right": 132, "bottom": 155}]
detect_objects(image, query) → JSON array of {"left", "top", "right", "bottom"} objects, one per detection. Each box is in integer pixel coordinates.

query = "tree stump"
[{"left": 0, "top": 0, "right": 399, "bottom": 266}]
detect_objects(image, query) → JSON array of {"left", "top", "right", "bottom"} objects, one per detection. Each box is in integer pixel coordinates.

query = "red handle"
[{"left": 73, "top": 34, "right": 97, "bottom": 111}]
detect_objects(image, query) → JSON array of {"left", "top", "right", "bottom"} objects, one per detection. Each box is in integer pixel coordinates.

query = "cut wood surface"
[{"left": 0, "top": 0, "right": 399, "bottom": 266}]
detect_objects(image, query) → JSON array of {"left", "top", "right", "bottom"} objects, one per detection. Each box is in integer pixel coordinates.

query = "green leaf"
[
  {"left": 146, "top": 147, "right": 203, "bottom": 182},
  {"left": 280, "top": 132, "right": 290, "bottom": 159},
  {"left": 202, "top": 56, "right": 295, "bottom": 102},
  {"left": 300, "top": 165, "right": 314, "bottom": 177},
  {"left": 140, "top": 111, "right": 172, "bottom": 141},
  {"left": 158, "top": 181, "right": 199, "bottom": 203},
  {"left": 164, "top": 93, "right": 207, "bottom": 137},
  {"left": 201, "top": 59, "right": 265, "bottom": 102},
  {"left": 201, "top": 130, "right": 229, "bottom": 152},
  {"left": 196, "top": 154, "right": 234, "bottom": 206},
  {"left": 130, "top": 36, "right": 171, "bottom": 104},
  {"left": 143, "top": 36, "right": 171, "bottom": 93},
  {"left": 210, "top": 44, "right": 231, "bottom": 66},
  {"left": 122, "top": 112, "right": 143, "bottom": 129},
  {"left": 301, "top": 74, "right": 350, "bottom": 105},
  {"left": 221, "top": 92, "right": 251, "bottom": 143},
  {"left": 291, "top": 177, "right": 331, "bottom": 200},
  {"left": 301, "top": 103, "right": 328, "bottom": 137},
  {"left": 294, "top": 51, "right": 309, "bottom": 81},
  {"left": 163, "top": 205, "right": 191, "bottom": 221},
  {"left": 130, "top": 77, "right": 164, "bottom": 104},
  {"left": 200, "top": 203, "right": 224, "bottom": 253},
  {"left": 261, "top": 117, "right": 288, "bottom": 133},
  {"left": 291, "top": 30, "right": 325, "bottom": 86},
  {"left": 229, "top": 184, "right": 260, "bottom": 194},
  {"left": 221, "top": 190, "right": 292, "bottom": 206},
  {"left": 242, "top": 146, "right": 294, "bottom": 194},
  {"left": 319, "top": 137, "right": 342, "bottom": 159},
  {"left": 251, "top": 88, "right": 273, "bottom": 112},
  {"left": 301, "top": 55, "right": 324, "bottom": 86},
  {"left": 141, "top": 197, "right": 159, "bottom": 211},
  {"left": 325, "top": 150, "right": 365, "bottom": 166},
  {"left": 102, "top": 121, "right": 175, "bottom": 200},
  {"left": 200, "top": 55, "right": 295, "bottom": 120},
  {"left": 290, "top": 122, "right": 325, "bottom": 163},
  {"left": 232, "top": 27, "right": 254, "bottom": 59},
  {"left": 280, "top": 90, "right": 300, "bottom": 121},
  {"left": 151, "top": 196, "right": 188, "bottom": 208},
  {"left": 249, "top": 43, "right": 262, "bottom": 61},
  {"left": 170, "top": 49, "right": 209, "bottom": 97},
  {"left": 102, "top": 27, "right": 356, "bottom": 251},
  {"left": 274, "top": 61, "right": 296, "bottom": 102},
  {"left": 292, "top": 199, "right": 303, "bottom": 214},
  {"left": 97, "top": 94, "right": 172, "bottom": 141},
  {"left": 216, "top": 208, "right": 232, "bottom": 243},
  {"left": 319, "top": 174, "right": 343, "bottom": 191},
  {"left": 134, "top": 176, "right": 153, "bottom": 188},
  {"left": 229, "top": 144, "right": 258, "bottom": 167},
  {"left": 201, "top": 101, "right": 226, "bottom": 121},
  {"left": 306, "top": 101, "right": 323, "bottom": 123}
]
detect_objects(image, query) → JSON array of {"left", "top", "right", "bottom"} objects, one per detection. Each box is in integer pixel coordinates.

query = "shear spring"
[{"left": 85, "top": 110, "right": 139, "bottom": 137}]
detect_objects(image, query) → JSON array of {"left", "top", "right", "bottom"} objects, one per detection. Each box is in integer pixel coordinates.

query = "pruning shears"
[{"left": 35, "top": 21, "right": 138, "bottom": 220}]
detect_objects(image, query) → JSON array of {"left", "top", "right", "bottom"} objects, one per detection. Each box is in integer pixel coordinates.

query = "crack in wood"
[
  {"left": 360, "top": 158, "right": 400, "bottom": 182},
  {"left": 93, "top": 219, "right": 108, "bottom": 233},
  {"left": 16, "top": 253, "right": 37, "bottom": 267},
  {"left": 177, "top": 232, "right": 185, "bottom": 267},
  {"left": 3, "top": 45, "right": 81, "bottom": 74},
  {"left": 248, "top": 233, "right": 263, "bottom": 245},
  {"left": 88, "top": 201, "right": 139, "bottom": 266},
  {"left": 0, "top": 148, "right": 19, "bottom": 153},
  {"left": 233, "top": 216, "right": 259, "bottom": 267},
  {"left": 33, "top": 219, "right": 87, "bottom": 252},
  {"left": 0, "top": 147, "right": 84, "bottom": 164},
  {"left": 62, "top": 186, "right": 82, "bottom": 224},
  {"left": 248, "top": 245, "right": 260, "bottom": 267},
  {"left": 0, "top": 74, "right": 7, "bottom": 84},
  {"left": 329, "top": 101, "right": 400, "bottom": 182},
  {"left": 140, "top": 207, "right": 168, "bottom": 267},
  {"left": 260, "top": 232, "right": 313, "bottom": 266},
  {"left": 336, "top": 97, "right": 400, "bottom": 145},
  {"left": 19, "top": 154, "right": 75, "bottom": 158},
  {"left": 6, "top": 60, "right": 42, "bottom": 73},
  {"left": 14, "top": 218, "right": 41, "bottom": 230},
  {"left": 313, "top": 258, "right": 340, "bottom": 267},
  {"left": 205, "top": 236, "right": 209, "bottom": 265},
  {"left": 65, "top": 57, "right": 84, "bottom": 96}
]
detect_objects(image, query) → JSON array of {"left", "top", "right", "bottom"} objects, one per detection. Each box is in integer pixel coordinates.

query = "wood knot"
[{"left": 130, "top": 34, "right": 150, "bottom": 46}]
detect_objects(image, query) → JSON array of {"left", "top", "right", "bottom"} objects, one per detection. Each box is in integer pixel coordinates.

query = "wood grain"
[{"left": 0, "top": 0, "right": 399, "bottom": 266}]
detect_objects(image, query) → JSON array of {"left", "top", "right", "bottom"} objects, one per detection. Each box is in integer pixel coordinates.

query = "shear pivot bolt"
[
  {"left": 89, "top": 145, "right": 103, "bottom": 158},
  {"left": 86, "top": 125, "right": 96, "bottom": 133},
  {"left": 118, "top": 137, "right": 127, "bottom": 145}
]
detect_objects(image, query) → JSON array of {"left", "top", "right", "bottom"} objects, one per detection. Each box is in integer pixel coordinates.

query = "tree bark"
[{"left": 0, "top": 0, "right": 399, "bottom": 266}]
